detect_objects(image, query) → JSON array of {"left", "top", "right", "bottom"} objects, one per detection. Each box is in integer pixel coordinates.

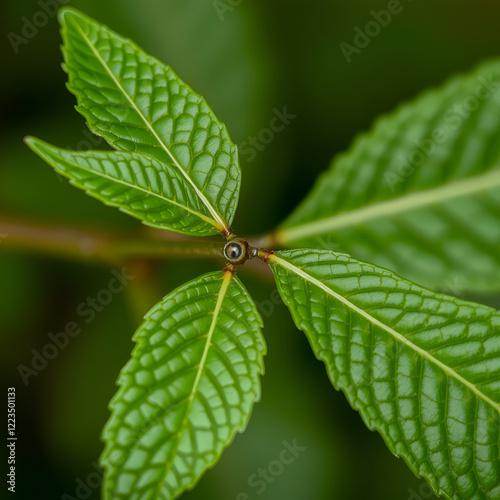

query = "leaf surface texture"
[
  {"left": 58, "top": 8, "right": 240, "bottom": 232},
  {"left": 26, "top": 138, "right": 220, "bottom": 235},
  {"left": 100, "top": 269, "right": 265, "bottom": 500},
  {"left": 278, "top": 61, "right": 500, "bottom": 291},
  {"left": 270, "top": 248, "right": 500, "bottom": 499}
]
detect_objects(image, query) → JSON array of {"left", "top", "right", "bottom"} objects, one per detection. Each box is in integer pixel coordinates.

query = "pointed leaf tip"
[
  {"left": 58, "top": 6, "right": 87, "bottom": 28},
  {"left": 58, "top": 7, "right": 241, "bottom": 234},
  {"left": 25, "top": 140, "right": 225, "bottom": 236}
]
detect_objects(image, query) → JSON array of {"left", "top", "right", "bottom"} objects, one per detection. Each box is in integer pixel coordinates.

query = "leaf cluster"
[{"left": 26, "top": 8, "right": 500, "bottom": 500}]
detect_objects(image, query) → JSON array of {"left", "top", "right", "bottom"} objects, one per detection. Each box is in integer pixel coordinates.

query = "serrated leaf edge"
[
  {"left": 25, "top": 137, "right": 219, "bottom": 231},
  {"left": 269, "top": 253, "right": 500, "bottom": 414},
  {"left": 67, "top": 16, "right": 230, "bottom": 234}
]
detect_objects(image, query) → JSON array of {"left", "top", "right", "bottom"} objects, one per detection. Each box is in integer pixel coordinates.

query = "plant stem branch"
[
  {"left": 0, "top": 216, "right": 225, "bottom": 266},
  {"left": 0, "top": 216, "right": 276, "bottom": 282}
]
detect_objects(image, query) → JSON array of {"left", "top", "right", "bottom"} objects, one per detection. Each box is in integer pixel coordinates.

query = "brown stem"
[
  {"left": 0, "top": 216, "right": 225, "bottom": 266},
  {"left": 0, "top": 216, "right": 277, "bottom": 285}
]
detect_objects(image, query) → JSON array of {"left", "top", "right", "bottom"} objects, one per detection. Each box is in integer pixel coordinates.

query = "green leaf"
[
  {"left": 25, "top": 137, "right": 222, "bottom": 236},
  {"left": 269, "top": 248, "right": 500, "bottom": 500},
  {"left": 58, "top": 7, "right": 240, "bottom": 234},
  {"left": 100, "top": 269, "right": 266, "bottom": 500},
  {"left": 276, "top": 60, "right": 500, "bottom": 292}
]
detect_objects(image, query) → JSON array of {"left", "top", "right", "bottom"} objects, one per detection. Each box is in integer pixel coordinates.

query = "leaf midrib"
[
  {"left": 156, "top": 270, "right": 233, "bottom": 497},
  {"left": 278, "top": 168, "right": 500, "bottom": 243},
  {"left": 72, "top": 22, "right": 228, "bottom": 233},
  {"left": 271, "top": 254, "right": 500, "bottom": 414},
  {"left": 51, "top": 151, "right": 219, "bottom": 228}
]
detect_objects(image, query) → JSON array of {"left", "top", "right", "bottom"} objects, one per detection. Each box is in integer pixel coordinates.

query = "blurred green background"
[{"left": 2, "top": 1, "right": 500, "bottom": 499}]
